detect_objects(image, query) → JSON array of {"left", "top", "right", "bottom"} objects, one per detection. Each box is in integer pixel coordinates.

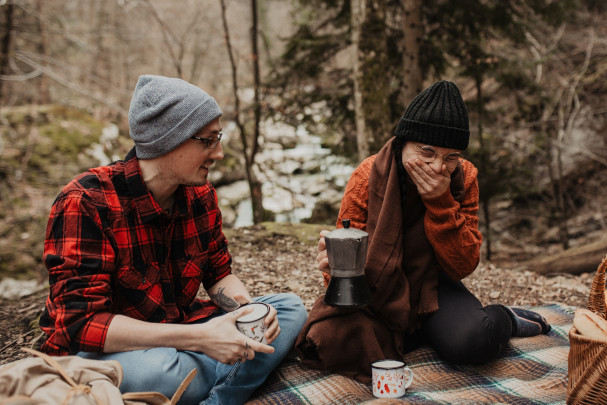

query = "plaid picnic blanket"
[{"left": 247, "top": 304, "right": 574, "bottom": 405}]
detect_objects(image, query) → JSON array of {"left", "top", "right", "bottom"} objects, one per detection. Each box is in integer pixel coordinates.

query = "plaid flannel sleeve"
[
  {"left": 42, "top": 192, "right": 116, "bottom": 354},
  {"left": 200, "top": 185, "right": 232, "bottom": 291}
]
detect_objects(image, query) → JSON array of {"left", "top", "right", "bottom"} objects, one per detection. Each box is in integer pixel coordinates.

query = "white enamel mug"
[
  {"left": 236, "top": 302, "right": 270, "bottom": 344},
  {"left": 372, "top": 359, "right": 414, "bottom": 398}
]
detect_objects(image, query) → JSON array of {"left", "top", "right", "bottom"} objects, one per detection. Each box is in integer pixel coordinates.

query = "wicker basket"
[{"left": 567, "top": 254, "right": 607, "bottom": 404}]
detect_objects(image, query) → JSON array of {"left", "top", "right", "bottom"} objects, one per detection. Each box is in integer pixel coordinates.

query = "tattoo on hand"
[{"left": 210, "top": 287, "right": 240, "bottom": 310}]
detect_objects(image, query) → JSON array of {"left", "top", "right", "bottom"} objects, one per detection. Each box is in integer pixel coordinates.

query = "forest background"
[{"left": 1, "top": 0, "right": 607, "bottom": 307}]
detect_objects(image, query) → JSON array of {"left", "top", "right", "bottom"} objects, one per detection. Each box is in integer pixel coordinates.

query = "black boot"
[{"left": 502, "top": 306, "right": 551, "bottom": 337}]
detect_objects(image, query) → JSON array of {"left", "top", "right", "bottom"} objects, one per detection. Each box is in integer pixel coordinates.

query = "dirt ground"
[{"left": 0, "top": 224, "right": 595, "bottom": 366}]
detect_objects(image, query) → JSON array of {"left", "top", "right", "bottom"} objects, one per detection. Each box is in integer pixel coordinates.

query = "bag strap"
[
  {"left": 21, "top": 348, "right": 107, "bottom": 405},
  {"left": 169, "top": 368, "right": 197, "bottom": 405},
  {"left": 121, "top": 368, "right": 197, "bottom": 405}
]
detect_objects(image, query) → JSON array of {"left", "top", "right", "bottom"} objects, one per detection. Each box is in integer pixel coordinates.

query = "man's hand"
[
  {"left": 262, "top": 304, "right": 281, "bottom": 344},
  {"left": 405, "top": 158, "right": 451, "bottom": 199},
  {"left": 233, "top": 294, "right": 280, "bottom": 343},
  {"left": 104, "top": 303, "right": 277, "bottom": 364},
  {"left": 316, "top": 230, "right": 331, "bottom": 275},
  {"left": 198, "top": 306, "right": 275, "bottom": 365}
]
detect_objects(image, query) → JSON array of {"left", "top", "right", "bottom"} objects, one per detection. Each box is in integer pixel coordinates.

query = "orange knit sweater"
[{"left": 333, "top": 154, "right": 483, "bottom": 282}]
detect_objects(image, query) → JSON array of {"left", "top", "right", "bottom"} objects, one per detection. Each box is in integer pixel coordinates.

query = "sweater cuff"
[{"left": 423, "top": 190, "right": 456, "bottom": 211}]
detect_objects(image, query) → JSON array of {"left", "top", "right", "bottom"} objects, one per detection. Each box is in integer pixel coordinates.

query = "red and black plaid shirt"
[{"left": 40, "top": 148, "right": 231, "bottom": 355}]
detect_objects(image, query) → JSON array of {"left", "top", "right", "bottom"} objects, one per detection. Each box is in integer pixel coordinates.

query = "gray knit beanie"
[
  {"left": 394, "top": 80, "right": 470, "bottom": 150},
  {"left": 128, "top": 75, "right": 223, "bottom": 159}
]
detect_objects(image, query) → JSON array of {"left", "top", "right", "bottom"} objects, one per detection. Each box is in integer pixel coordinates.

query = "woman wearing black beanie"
[{"left": 296, "top": 80, "right": 550, "bottom": 383}]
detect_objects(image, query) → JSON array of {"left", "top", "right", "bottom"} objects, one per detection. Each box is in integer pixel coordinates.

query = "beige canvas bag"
[{"left": 0, "top": 348, "right": 196, "bottom": 405}]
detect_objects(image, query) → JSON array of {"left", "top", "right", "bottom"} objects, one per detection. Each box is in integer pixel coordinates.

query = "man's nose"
[{"left": 210, "top": 142, "right": 225, "bottom": 159}]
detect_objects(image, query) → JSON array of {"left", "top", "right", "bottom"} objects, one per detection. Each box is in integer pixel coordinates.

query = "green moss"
[
  {"left": 0, "top": 104, "right": 129, "bottom": 281},
  {"left": 3, "top": 104, "right": 105, "bottom": 170},
  {"left": 29, "top": 317, "right": 40, "bottom": 330},
  {"left": 224, "top": 222, "right": 330, "bottom": 247},
  {"left": 38, "top": 123, "right": 100, "bottom": 158}
]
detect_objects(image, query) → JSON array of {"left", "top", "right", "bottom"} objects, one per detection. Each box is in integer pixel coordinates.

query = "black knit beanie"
[{"left": 394, "top": 80, "right": 470, "bottom": 150}]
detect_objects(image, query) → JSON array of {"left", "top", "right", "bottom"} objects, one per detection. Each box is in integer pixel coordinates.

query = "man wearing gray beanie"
[
  {"left": 39, "top": 74, "right": 307, "bottom": 404},
  {"left": 299, "top": 80, "right": 550, "bottom": 382}
]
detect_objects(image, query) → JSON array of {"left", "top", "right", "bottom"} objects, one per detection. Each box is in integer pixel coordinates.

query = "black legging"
[{"left": 404, "top": 272, "right": 513, "bottom": 365}]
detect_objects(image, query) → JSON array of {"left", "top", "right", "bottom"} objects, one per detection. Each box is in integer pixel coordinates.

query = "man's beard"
[{"left": 160, "top": 160, "right": 211, "bottom": 187}]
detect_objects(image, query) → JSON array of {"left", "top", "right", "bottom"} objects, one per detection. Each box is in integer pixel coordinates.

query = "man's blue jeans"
[{"left": 78, "top": 293, "right": 307, "bottom": 405}]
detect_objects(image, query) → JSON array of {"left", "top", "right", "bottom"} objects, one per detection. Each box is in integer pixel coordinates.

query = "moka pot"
[{"left": 323, "top": 219, "right": 373, "bottom": 307}]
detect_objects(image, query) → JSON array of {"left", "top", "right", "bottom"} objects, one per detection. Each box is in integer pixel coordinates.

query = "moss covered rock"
[{"left": 0, "top": 105, "right": 132, "bottom": 280}]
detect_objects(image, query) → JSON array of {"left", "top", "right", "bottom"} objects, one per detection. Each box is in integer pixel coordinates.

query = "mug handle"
[{"left": 403, "top": 367, "right": 414, "bottom": 389}]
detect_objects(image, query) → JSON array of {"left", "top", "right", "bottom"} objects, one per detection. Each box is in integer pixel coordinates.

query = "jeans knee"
[
  {"left": 284, "top": 292, "right": 307, "bottom": 315},
  {"left": 262, "top": 293, "right": 307, "bottom": 326},
  {"left": 280, "top": 294, "right": 308, "bottom": 332},
  {"left": 274, "top": 292, "right": 303, "bottom": 307},
  {"left": 257, "top": 293, "right": 307, "bottom": 355},
  {"left": 122, "top": 349, "right": 199, "bottom": 398}
]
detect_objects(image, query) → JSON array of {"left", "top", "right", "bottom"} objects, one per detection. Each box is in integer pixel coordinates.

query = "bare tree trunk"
[
  {"left": 0, "top": 3, "right": 15, "bottom": 105},
  {"left": 142, "top": 0, "right": 184, "bottom": 78},
  {"left": 36, "top": 0, "right": 50, "bottom": 104},
  {"left": 351, "top": 0, "right": 368, "bottom": 162},
  {"left": 351, "top": 0, "right": 391, "bottom": 161},
  {"left": 553, "top": 102, "right": 569, "bottom": 250},
  {"left": 249, "top": 0, "right": 264, "bottom": 224},
  {"left": 475, "top": 76, "right": 492, "bottom": 260},
  {"left": 89, "top": 1, "right": 107, "bottom": 87},
  {"left": 220, "top": 0, "right": 244, "bottom": 140},
  {"left": 542, "top": 34, "right": 592, "bottom": 251},
  {"left": 554, "top": 143, "right": 569, "bottom": 249},
  {"left": 522, "top": 238, "right": 607, "bottom": 275},
  {"left": 219, "top": 0, "right": 265, "bottom": 224},
  {"left": 401, "top": 0, "right": 423, "bottom": 106},
  {"left": 541, "top": 117, "right": 569, "bottom": 250}
]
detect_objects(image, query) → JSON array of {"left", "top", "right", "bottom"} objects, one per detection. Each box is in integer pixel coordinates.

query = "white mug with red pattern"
[
  {"left": 236, "top": 302, "right": 270, "bottom": 344},
  {"left": 371, "top": 359, "right": 413, "bottom": 398}
]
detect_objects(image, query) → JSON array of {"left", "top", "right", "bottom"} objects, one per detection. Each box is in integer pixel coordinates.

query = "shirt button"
[{"left": 141, "top": 278, "right": 147, "bottom": 285}]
